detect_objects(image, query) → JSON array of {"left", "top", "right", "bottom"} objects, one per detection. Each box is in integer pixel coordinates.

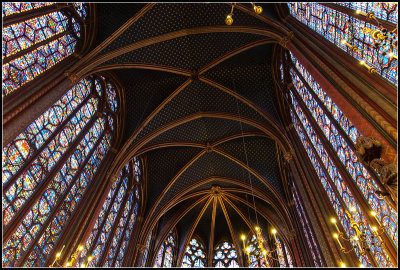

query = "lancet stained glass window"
[
  {"left": 182, "top": 238, "right": 206, "bottom": 268},
  {"left": 2, "top": 3, "right": 88, "bottom": 97},
  {"left": 336, "top": 2, "right": 397, "bottom": 23},
  {"left": 288, "top": 3, "right": 398, "bottom": 85},
  {"left": 154, "top": 230, "right": 176, "bottom": 268},
  {"left": 78, "top": 158, "right": 142, "bottom": 267},
  {"left": 2, "top": 74, "right": 119, "bottom": 267},
  {"left": 141, "top": 232, "right": 153, "bottom": 267},
  {"left": 284, "top": 244, "right": 293, "bottom": 267},
  {"left": 275, "top": 236, "right": 286, "bottom": 267},
  {"left": 287, "top": 52, "right": 395, "bottom": 267},
  {"left": 289, "top": 52, "right": 397, "bottom": 246},
  {"left": 213, "top": 241, "right": 239, "bottom": 268},
  {"left": 292, "top": 183, "right": 323, "bottom": 267}
]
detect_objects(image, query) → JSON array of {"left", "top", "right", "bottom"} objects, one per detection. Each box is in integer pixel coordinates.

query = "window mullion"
[
  {"left": 97, "top": 191, "right": 131, "bottom": 267},
  {"left": 290, "top": 65, "right": 392, "bottom": 203},
  {"left": 319, "top": 3, "right": 396, "bottom": 32},
  {"left": 281, "top": 241, "right": 290, "bottom": 267},
  {"left": 289, "top": 86, "right": 397, "bottom": 261},
  {"left": 162, "top": 243, "right": 168, "bottom": 267},
  {"left": 18, "top": 129, "right": 107, "bottom": 267},
  {"left": 3, "top": 3, "right": 68, "bottom": 28},
  {"left": 288, "top": 100, "right": 379, "bottom": 267},
  {"left": 3, "top": 93, "right": 92, "bottom": 193},
  {"left": 110, "top": 193, "right": 137, "bottom": 267},
  {"left": 3, "top": 114, "right": 100, "bottom": 242},
  {"left": 3, "top": 30, "right": 71, "bottom": 65},
  {"left": 42, "top": 132, "right": 112, "bottom": 267},
  {"left": 292, "top": 183, "right": 324, "bottom": 266},
  {"left": 82, "top": 175, "right": 126, "bottom": 266}
]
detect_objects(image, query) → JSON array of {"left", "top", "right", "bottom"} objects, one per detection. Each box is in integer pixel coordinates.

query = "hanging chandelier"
[{"left": 225, "top": 2, "right": 263, "bottom": 25}]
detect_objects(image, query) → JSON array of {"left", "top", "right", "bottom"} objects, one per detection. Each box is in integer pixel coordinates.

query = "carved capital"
[
  {"left": 64, "top": 71, "right": 79, "bottom": 84},
  {"left": 283, "top": 151, "right": 293, "bottom": 162},
  {"left": 279, "top": 32, "right": 294, "bottom": 48},
  {"left": 355, "top": 136, "right": 383, "bottom": 165},
  {"left": 73, "top": 52, "right": 83, "bottom": 59},
  {"left": 288, "top": 199, "right": 295, "bottom": 207},
  {"left": 109, "top": 174, "right": 119, "bottom": 183},
  {"left": 286, "top": 123, "right": 294, "bottom": 131},
  {"left": 287, "top": 229, "right": 296, "bottom": 240},
  {"left": 136, "top": 244, "right": 147, "bottom": 253},
  {"left": 282, "top": 14, "right": 290, "bottom": 24}
]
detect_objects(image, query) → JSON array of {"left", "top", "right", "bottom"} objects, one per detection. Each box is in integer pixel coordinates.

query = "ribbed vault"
[{"left": 69, "top": 3, "right": 297, "bottom": 266}]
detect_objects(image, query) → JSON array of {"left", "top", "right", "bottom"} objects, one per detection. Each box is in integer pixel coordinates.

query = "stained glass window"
[
  {"left": 289, "top": 52, "right": 397, "bottom": 247},
  {"left": 2, "top": 3, "right": 55, "bottom": 17},
  {"left": 288, "top": 3, "right": 398, "bottom": 85},
  {"left": 275, "top": 236, "right": 286, "bottom": 267},
  {"left": 78, "top": 158, "right": 142, "bottom": 267},
  {"left": 213, "top": 241, "right": 239, "bottom": 268},
  {"left": 141, "top": 232, "right": 153, "bottom": 267},
  {"left": 246, "top": 235, "right": 269, "bottom": 268},
  {"left": 336, "top": 2, "right": 398, "bottom": 23},
  {"left": 2, "top": 74, "right": 119, "bottom": 267},
  {"left": 287, "top": 52, "right": 395, "bottom": 267},
  {"left": 3, "top": 3, "right": 88, "bottom": 97},
  {"left": 181, "top": 237, "right": 206, "bottom": 268},
  {"left": 292, "top": 183, "right": 323, "bottom": 267},
  {"left": 284, "top": 244, "right": 293, "bottom": 267},
  {"left": 154, "top": 230, "right": 177, "bottom": 268}
]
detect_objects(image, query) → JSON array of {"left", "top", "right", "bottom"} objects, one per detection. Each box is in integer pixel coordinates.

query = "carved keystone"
[
  {"left": 190, "top": 70, "right": 199, "bottom": 81},
  {"left": 211, "top": 185, "right": 222, "bottom": 196},
  {"left": 206, "top": 142, "right": 213, "bottom": 153}
]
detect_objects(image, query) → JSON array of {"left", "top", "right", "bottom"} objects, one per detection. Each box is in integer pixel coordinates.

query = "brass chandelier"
[{"left": 225, "top": 2, "right": 263, "bottom": 25}]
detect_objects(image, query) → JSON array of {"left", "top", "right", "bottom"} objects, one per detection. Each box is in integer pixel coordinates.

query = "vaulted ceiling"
[{"left": 89, "top": 3, "right": 295, "bottom": 261}]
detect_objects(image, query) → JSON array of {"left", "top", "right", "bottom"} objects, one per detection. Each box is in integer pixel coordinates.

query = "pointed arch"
[
  {"left": 213, "top": 241, "right": 239, "bottom": 268},
  {"left": 2, "top": 73, "right": 121, "bottom": 267},
  {"left": 181, "top": 235, "right": 207, "bottom": 267},
  {"left": 76, "top": 157, "right": 143, "bottom": 267},
  {"left": 154, "top": 228, "right": 178, "bottom": 267},
  {"left": 285, "top": 51, "right": 397, "bottom": 267},
  {"left": 2, "top": 3, "right": 90, "bottom": 98}
]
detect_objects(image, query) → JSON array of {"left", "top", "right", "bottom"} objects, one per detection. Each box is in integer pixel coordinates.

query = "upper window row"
[
  {"left": 3, "top": 3, "right": 88, "bottom": 97},
  {"left": 288, "top": 3, "right": 398, "bottom": 85}
]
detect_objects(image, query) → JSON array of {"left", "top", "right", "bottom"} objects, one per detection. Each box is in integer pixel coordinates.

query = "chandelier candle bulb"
[
  {"left": 353, "top": 236, "right": 363, "bottom": 251},
  {"left": 359, "top": 60, "right": 376, "bottom": 73},
  {"left": 333, "top": 233, "right": 344, "bottom": 249},
  {"left": 356, "top": 10, "right": 367, "bottom": 16},
  {"left": 331, "top": 217, "right": 341, "bottom": 232},
  {"left": 241, "top": 235, "right": 246, "bottom": 250}
]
